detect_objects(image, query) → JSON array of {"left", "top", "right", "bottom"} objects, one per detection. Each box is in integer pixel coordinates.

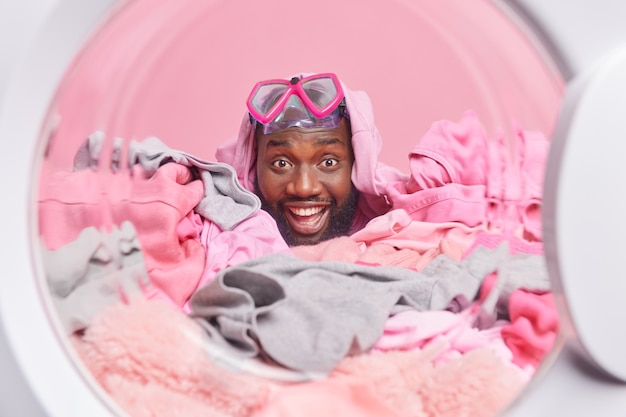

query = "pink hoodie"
[{"left": 215, "top": 74, "right": 409, "bottom": 233}]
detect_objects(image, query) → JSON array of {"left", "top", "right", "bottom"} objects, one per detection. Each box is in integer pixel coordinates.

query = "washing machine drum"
[{"left": 7, "top": 0, "right": 616, "bottom": 416}]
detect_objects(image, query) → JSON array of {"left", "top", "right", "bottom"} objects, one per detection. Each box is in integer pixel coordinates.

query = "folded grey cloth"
[{"left": 190, "top": 242, "right": 549, "bottom": 373}]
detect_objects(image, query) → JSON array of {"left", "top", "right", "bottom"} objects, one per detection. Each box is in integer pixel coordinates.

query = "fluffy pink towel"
[
  {"left": 72, "top": 298, "right": 528, "bottom": 417},
  {"left": 256, "top": 378, "right": 403, "bottom": 417},
  {"left": 258, "top": 345, "right": 524, "bottom": 417},
  {"left": 72, "top": 297, "right": 274, "bottom": 417}
]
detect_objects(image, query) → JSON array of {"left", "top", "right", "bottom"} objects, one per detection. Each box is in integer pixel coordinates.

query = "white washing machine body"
[
  {"left": 0, "top": 3, "right": 121, "bottom": 416},
  {"left": 1, "top": 1, "right": 625, "bottom": 416}
]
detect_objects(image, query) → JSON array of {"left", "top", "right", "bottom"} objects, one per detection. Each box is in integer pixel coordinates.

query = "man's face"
[{"left": 255, "top": 118, "right": 359, "bottom": 246}]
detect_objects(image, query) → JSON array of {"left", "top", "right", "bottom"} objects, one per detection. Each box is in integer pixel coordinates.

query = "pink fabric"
[
  {"left": 408, "top": 112, "right": 489, "bottom": 189},
  {"left": 357, "top": 243, "right": 426, "bottom": 270},
  {"left": 349, "top": 208, "right": 478, "bottom": 257},
  {"left": 184, "top": 210, "right": 291, "bottom": 312},
  {"left": 39, "top": 163, "right": 203, "bottom": 249},
  {"left": 415, "top": 348, "right": 526, "bottom": 417},
  {"left": 260, "top": 346, "right": 527, "bottom": 417},
  {"left": 465, "top": 231, "right": 544, "bottom": 258},
  {"left": 291, "top": 236, "right": 363, "bottom": 263},
  {"left": 500, "top": 126, "right": 548, "bottom": 241},
  {"left": 385, "top": 111, "right": 548, "bottom": 242},
  {"left": 373, "top": 309, "right": 521, "bottom": 372},
  {"left": 215, "top": 75, "right": 409, "bottom": 233},
  {"left": 500, "top": 290, "right": 559, "bottom": 369},
  {"left": 256, "top": 379, "right": 402, "bottom": 417},
  {"left": 39, "top": 161, "right": 289, "bottom": 312},
  {"left": 71, "top": 298, "right": 275, "bottom": 417},
  {"left": 73, "top": 298, "right": 526, "bottom": 417},
  {"left": 374, "top": 310, "right": 464, "bottom": 352},
  {"left": 466, "top": 233, "right": 554, "bottom": 371},
  {"left": 291, "top": 233, "right": 463, "bottom": 271},
  {"left": 385, "top": 112, "right": 491, "bottom": 226},
  {"left": 39, "top": 163, "right": 208, "bottom": 309}
]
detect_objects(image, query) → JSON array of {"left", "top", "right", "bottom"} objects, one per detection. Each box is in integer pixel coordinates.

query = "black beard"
[{"left": 254, "top": 180, "right": 360, "bottom": 247}]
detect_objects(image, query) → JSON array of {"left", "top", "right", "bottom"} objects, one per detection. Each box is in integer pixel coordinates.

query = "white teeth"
[{"left": 290, "top": 206, "right": 324, "bottom": 217}]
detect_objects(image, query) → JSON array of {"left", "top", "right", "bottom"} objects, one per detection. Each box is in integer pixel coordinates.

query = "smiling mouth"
[{"left": 284, "top": 205, "right": 330, "bottom": 236}]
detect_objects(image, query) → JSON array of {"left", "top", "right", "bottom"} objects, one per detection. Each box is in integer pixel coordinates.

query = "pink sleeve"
[{"left": 406, "top": 111, "right": 490, "bottom": 193}]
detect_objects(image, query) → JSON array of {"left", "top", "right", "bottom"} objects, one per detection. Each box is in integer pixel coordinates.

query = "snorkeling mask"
[{"left": 247, "top": 73, "right": 349, "bottom": 135}]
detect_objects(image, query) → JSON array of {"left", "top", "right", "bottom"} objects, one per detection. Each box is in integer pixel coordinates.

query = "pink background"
[{"left": 41, "top": 0, "right": 564, "bottom": 172}]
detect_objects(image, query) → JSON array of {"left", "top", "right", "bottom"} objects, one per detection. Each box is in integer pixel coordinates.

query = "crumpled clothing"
[
  {"left": 386, "top": 111, "right": 548, "bottom": 241},
  {"left": 128, "top": 136, "right": 261, "bottom": 231},
  {"left": 190, "top": 243, "right": 547, "bottom": 374},
  {"left": 41, "top": 221, "right": 149, "bottom": 333}
]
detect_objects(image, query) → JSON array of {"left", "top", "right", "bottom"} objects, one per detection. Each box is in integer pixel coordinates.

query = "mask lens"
[
  {"left": 301, "top": 76, "right": 339, "bottom": 111},
  {"left": 250, "top": 83, "right": 289, "bottom": 116}
]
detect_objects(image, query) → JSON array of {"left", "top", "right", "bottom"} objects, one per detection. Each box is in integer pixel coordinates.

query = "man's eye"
[
  {"left": 272, "top": 159, "right": 291, "bottom": 169},
  {"left": 322, "top": 158, "right": 339, "bottom": 168}
]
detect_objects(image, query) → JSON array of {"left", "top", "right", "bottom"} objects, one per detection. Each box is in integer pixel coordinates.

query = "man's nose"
[{"left": 286, "top": 166, "right": 323, "bottom": 197}]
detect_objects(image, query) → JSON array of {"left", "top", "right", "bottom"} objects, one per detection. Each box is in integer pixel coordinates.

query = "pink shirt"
[{"left": 386, "top": 111, "right": 548, "bottom": 242}]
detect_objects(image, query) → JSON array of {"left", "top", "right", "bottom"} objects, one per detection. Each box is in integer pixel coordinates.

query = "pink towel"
[{"left": 73, "top": 298, "right": 527, "bottom": 417}]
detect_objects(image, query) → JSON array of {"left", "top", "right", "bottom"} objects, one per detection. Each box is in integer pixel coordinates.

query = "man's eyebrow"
[
  {"left": 266, "top": 137, "right": 344, "bottom": 148},
  {"left": 315, "top": 138, "right": 343, "bottom": 146},
  {"left": 266, "top": 139, "right": 292, "bottom": 148}
]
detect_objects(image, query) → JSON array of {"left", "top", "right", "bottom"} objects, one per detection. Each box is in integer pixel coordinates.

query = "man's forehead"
[{"left": 257, "top": 121, "right": 352, "bottom": 148}]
